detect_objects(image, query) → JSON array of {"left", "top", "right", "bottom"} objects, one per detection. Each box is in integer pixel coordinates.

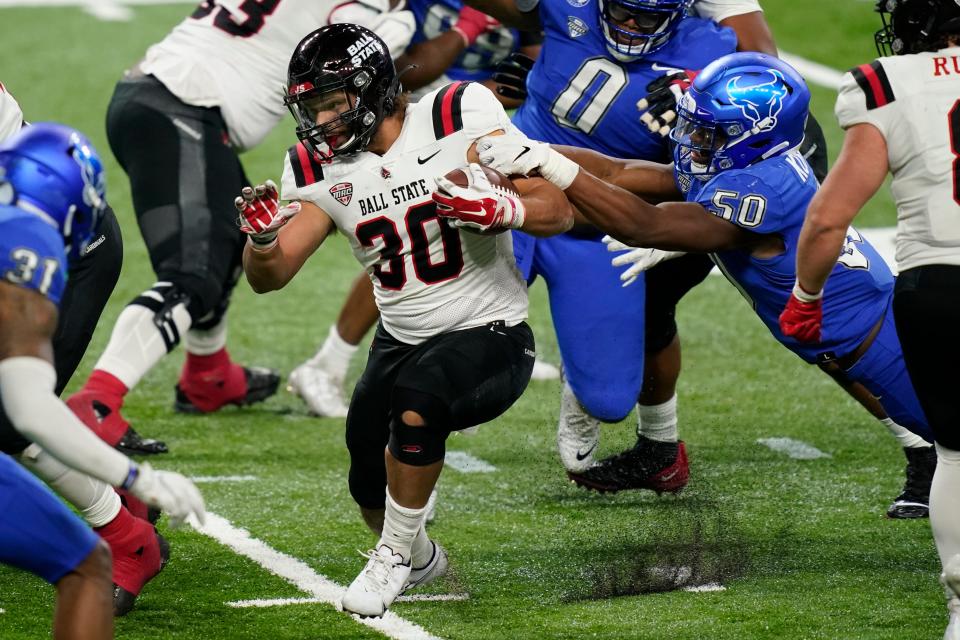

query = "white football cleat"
[
  {"left": 342, "top": 544, "right": 411, "bottom": 617},
  {"left": 943, "top": 555, "right": 960, "bottom": 640},
  {"left": 557, "top": 381, "right": 601, "bottom": 473},
  {"left": 531, "top": 358, "right": 560, "bottom": 381},
  {"left": 287, "top": 362, "right": 349, "bottom": 418},
  {"left": 403, "top": 541, "right": 448, "bottom": 594}
]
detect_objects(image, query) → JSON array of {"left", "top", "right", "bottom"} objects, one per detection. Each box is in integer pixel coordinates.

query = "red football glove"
[
  {"left": 779, "top": 283, "right": 824, "bottom": 343},
  {"left": 432, "top": 163, "right": 526, "bottom": 233},
  {"left": 636, "top": 68, "right": 699, "bottom": 137},
  {"left": 234, "top": 180, "right": 301, "bottom": 250},
  {"left": 452, "top": 6, "right": 499, "bottom": 47}
]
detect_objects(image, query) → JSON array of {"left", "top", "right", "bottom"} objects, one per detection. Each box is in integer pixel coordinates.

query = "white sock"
[
  {"left": 411, "top": 526, "right": 434, "bottom": 569},
  {"left": 879, "top": 417, "right": 932, "bottom": 449},
  {"left": 184, "top": 317, "right": 228, "bottom": 356},
  {"left": 931, "top": 444, "right": 960, "bottom": 570},
  {"left": 95, "top": 288, "right": 192, "bottom": 389},
  {"left": 308, "top": 325, "right": 357, "bottom": 381},
  {"left": 19, "top": 444, "right": 122, "bottom": 527},
  {"left": 637, "top": 394, "right": 678, "bottom": 443},
  {"left": 382, "top": 491, "right": 427, "bottom": 561}
]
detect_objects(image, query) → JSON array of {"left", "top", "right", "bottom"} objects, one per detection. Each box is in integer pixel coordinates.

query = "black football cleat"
[
  {"left": 113, "top": 528, "right": 170, "bottom": 617},
  {"left": 568, "top": 435, "right": 689, "bottom": 494},
  {"left": 174, "top": 366, "right": 280, "bottom": 414},
  {"left": 886, "top": 446, "right": 936, "bottom": 519},
  {"left": 116, "top": 426, "right": 169, "bottom": 456}
]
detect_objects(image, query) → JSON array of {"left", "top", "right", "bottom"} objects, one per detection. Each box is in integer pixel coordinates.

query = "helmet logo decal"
[
  {"left": 70, "top": 134, "right": 105, "bottom": 216},
  {"left": 726, "top": 70, "right": 788, "bottom": 132},
  {"left": 329, "top": 182, "right": 353, "bottom": 206},
  {"left": 348, "top": 34, "right": 379, "bottom": 67},
  {"left": 290, "top": 81, "right": 314, "bottom": 95}
]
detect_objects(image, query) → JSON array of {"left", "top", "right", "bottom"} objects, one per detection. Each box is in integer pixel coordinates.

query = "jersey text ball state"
[{"left": 281, "top": 82, "right": 528, "bottom": 345}]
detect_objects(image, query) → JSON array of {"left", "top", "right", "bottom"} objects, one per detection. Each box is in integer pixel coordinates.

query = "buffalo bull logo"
[{"left": 726, "top": 69, "right": 788, "bottom": 132}]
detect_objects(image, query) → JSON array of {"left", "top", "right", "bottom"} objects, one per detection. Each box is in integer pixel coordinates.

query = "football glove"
[
  {"left": 603, "top": 235, "right": 685, "bottom": 287},
  {"left": 432, "top": 163, "right": 526, "bottom": 233},
  {"left": 127, "top": 462, "right": 206, "bottom": 528},
  {"left": 636, "top": 68, "right": 699, "bottom": 138},
  {"left": 235, "top": 180, "right": 301, "bottom": 250},
  {"left": 452, "top": 5, "right": 499, "bottom": 47},
  {"left": 493, "top": 52, "right": 535, "bottom": 101},
  {"left": 476, "top": 134, "right": 580, "bottom": 189},
  {"left": 778, "top": 282, "right": 824, "bottom": 343}
]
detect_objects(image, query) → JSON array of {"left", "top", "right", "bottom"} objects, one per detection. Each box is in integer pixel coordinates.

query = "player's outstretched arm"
[
  {"left": 462, "top": 0, "right": 541, "bottom": 31},
  {"left": 0, "top": 283, "right": 206, "bottom": 526},
  {"left": 795, "top": 123, "right": 889, "bottom": 295},
  {"left": 239, "top": 182, "right": 336, "bottom": 293},
  {"left": 514, "top": 176, "right": 574, "bottom": 236}
]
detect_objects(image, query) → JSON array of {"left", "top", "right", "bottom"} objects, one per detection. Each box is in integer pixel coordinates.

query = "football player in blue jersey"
[
  {"left": 0, "top": 124, "right": 206, "bottom": 623},
  {"left": 477, "top": 53, "right": 933, "bottom": 484},
  {"left": 440, "top": 0, "right": 738, "bottom": 492}
]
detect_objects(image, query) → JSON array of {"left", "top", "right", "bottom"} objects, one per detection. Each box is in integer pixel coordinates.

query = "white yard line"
[
  {"left": 189, "top": 513, "right": 446, "bottom": 640},
  {"left": 444, "top": 451, "right": 496, "bottom": 473},
  {"left": 780, "top": 52, "right": 845, "bottom": 91},
  {"left": 228, "top": 594, "right": 469, "bottom": 608},
  {"left": 757, "top": 437, "right": 832, "bottom": 460},
  {"left": 190, "top": 475, "right": 259, "bottom": 483}
]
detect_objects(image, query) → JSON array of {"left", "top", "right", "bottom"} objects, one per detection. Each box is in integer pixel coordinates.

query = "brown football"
[
  {"left": 442, "top": 164, "right": 520, "bottom": 196},
  {"left": 440, "top": 165, "right": 519, "bottom": 235}
]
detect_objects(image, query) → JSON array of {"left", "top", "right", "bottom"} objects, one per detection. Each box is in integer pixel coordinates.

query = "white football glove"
[
  {"left": 432, "top": 163, "right": 525, "bottom": 233},
  {"left": 128, "top": 462, "right": 206, "bottom": 528},
  {"left": 476, "top": 134, "right": 580, "bottom": 189},
  {"left": 602, "top": 235, "right": 685, "bottom": 287}
]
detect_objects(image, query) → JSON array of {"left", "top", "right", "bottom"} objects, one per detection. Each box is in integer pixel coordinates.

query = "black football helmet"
[
  {"left": 284, "top": 24, "right": 400, "bottom": 158},
  {"left": 875, "top": 0, "right": 960, "bottom": 55}
]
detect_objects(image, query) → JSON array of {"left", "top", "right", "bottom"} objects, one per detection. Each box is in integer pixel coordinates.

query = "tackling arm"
[
  {"left": 462, "top": 0, "right": 541, "bottom": 30},
  {"left": 795, "top": 123, "right": 889, "bottom": 294},
  {"left": 513, "top": 177, "right": 574, "bottom": 236}
]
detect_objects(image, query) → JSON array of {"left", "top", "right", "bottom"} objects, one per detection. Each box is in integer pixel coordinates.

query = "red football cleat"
[
  {"left": 567, "top": 436, "right": 689, "bottom": 494},
  {"left": 95, "top": 507, "right": 170, "bottom": 616},
  {"left": 174, "top": 348, "right": 279, "bottom": 413},
  {"left": 67, "top": 371, "right": 167, "bottom": 455}
]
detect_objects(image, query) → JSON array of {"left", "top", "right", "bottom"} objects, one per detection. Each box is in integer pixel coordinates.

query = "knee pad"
[
  {"left": 644, "top": 308, "right": 678, "bottom": 355},
  {"left": 387, "top": 387, "right": 451, "bottom": 466},
  {"left": 388, "top": 417, "right": 448, "bottom": 466},
  {"left": 129, "top": 281, "right": 192, "bottom": 352}
]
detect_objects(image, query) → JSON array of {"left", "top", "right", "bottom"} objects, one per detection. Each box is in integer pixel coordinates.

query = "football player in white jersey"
[
  {"left": 64, "top": 0, "right": 416, "bottom": 455},
  {"left": 783, "top": 1, "right": 960, "bottom": 635},
  {"left": 239, "top": 24, "right": 571, "bottom": 617}
]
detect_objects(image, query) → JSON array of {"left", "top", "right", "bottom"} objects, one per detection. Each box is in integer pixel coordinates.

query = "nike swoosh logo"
[
  {"left": 513, "top": 146, "right": 531, "bottom": 163},
  {"left": 651, "top": 63, "right": 684, "bottom": 73},
  {"left": 418, "top": 149, "right": 441, "bottom": 164},
  {"left": 576, "top": 442, "right": 597, "bottom": 461},
  {"left": 659, "top": 469, "right": 679, "bottom": 481}
]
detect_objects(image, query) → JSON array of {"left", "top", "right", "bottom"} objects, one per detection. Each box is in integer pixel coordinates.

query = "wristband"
[
  {"left": 792, "top": 280, "right": 823, "bottom": 302},
  {"left": 249, "top": 231, "right": 279, "bottom": 252},
  {"left": 121, "top": 463, "right": 139, "bottom": 490},
  {"left": 540, "top": 146, "right": 581, "bottom": 191}
]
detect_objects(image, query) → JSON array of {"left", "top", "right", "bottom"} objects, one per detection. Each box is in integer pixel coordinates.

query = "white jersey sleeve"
[
  {"left": 0, "top": 82, "right": 25, "bottom": 142},
  {"left": 692, "top": 0, "right": 763, "bottom": 23},
  {"left": 457, "top": 81, "right": 513, "bottom": 140},
  {"left": 835, "top": 49, "right": 960, "bottom": 270}
]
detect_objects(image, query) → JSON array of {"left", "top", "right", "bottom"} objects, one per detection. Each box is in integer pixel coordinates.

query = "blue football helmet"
[
  {"left": 670, "top": 52, "right": 810, "bottom": 188},
  {"left": 598, "top": 0, "right": 692, "bottom": 61},
  {"left": 0, "top": 122, "right": 106, "bottom": 262}
]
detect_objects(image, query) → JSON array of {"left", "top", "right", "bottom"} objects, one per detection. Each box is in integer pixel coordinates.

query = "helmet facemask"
[
  {"left": 670, "top": 102, "right": 739, "bottom": 189},
  {"left": 598, "top": 0, "right": 690, "bottom": 61},
  {"left": 285, "top": 68, "right": 396, "bottom": 159}
]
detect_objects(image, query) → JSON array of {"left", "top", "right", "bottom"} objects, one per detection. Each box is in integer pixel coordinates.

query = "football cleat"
[
  {"left": 174, "top": 365, "right": 280, "bottom": 414},
  {"left": 97, "top": 511, "right": 170, "bottom": 617},
  {"left": 67, "top": 390, "right": 168, "bottom": 455},
  {"left": 403, "top": 541, "right": 448, "bottom": 594},
  {"left": 342, "top": 544, "right": 411, "bottom": 617},
  {"left": 286, "top": 362, "right": 349, "bottom": 418},
  {"left": 530, "top": 358, "right": 560, "bottom": 381},
  {"left": 568, "top": 435, "right": 689, "bottom": 494},
  {"left": 557, "top": 381, "right": 601, "bottom": 473},
  {"left": 886, "top": 446, "right": 936, "bottom": 519}
]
